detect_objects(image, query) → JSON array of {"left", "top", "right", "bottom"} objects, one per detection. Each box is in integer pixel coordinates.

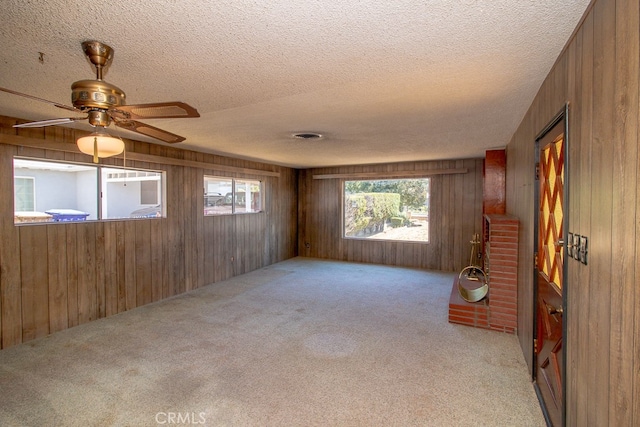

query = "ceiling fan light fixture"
[{"left": 77, "top": 131, "right": 124, "bottom": 163}]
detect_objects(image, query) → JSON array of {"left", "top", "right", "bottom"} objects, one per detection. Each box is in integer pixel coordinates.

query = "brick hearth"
[{"left": 448, "top": 214, "right": 519, "bottom": 334}]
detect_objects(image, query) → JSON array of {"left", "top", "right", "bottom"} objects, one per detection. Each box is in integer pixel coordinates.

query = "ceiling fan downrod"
[{"left": 81, "top": 40, "right": 114, "bottom": 81}]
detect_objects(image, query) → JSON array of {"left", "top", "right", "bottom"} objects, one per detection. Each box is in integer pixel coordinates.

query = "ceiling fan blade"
[
  {"left": 0, "top": 87, "right": 78, "bottom": 112},
  {"left": 110, "top": 102, "right": 200, "bottom": 120},
  {"left": 13, "top": 116, "right": 87, "bottom": 128},
  {"left": 114, "top": 119, "right": 186, "bottom": 143}
]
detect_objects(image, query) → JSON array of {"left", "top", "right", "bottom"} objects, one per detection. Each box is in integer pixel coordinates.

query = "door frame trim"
[{"left": 533, "top": 103, "right": 569, "bottom": 426}]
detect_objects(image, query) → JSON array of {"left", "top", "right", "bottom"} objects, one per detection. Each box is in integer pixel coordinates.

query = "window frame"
[
  {"left": 12, "top": 156, "right": 167, "bottom": 225},
  {"left": 341, "top": 176, "right": 431, "bottom": 244},
  {"left": 203, "top": 175, "right": 263, "bottom": 216},
  {"left": 100, "top": 166, "right": 166, "bottom": 220}
]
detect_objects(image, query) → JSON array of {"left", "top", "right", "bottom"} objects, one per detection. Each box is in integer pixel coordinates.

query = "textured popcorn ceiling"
[{"left": 0, "top": 0, "right": 591, "bottom": 168}]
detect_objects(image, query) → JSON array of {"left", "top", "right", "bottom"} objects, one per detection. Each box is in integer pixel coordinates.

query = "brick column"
[{"left": 484, "top": 214, "right": 519, "bottom": 333}]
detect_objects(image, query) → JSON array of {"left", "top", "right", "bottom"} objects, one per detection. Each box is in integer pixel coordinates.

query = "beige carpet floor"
[{"left": 0, "top": 257, "right": 545, "bottom": 426}]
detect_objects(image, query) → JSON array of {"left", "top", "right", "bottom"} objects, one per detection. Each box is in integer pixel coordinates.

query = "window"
[
  {"left": 343, "top": 178, "right": 430, "bottom": 243},
  {"left": 14, "top": 176, "right": 35, "bottom": 211},
  {"left": 13, "top": 158, "right": 165, "bottom": 224},
  {"left": 234, "top": 179, "right": 262, "bottom": 213},
  {"left": 101, "top": 168, "right": 164, "bottom": 219},
  {"left": 204, "top": 175, "right": 262, "bottom": 215},
  {"left": 140, "top": 180, "right": 159, "bottom": 205}
]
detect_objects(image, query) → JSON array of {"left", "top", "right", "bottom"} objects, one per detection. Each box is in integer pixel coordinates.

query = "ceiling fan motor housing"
[
  {"left": 71, "top": 79, "right": 126, "bottom": 110},
  {"left": 86, "top": 110, "right": 111, "bottom": 127}
]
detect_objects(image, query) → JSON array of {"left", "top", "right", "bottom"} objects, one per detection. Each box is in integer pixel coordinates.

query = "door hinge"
[
  {"left": 535, "top": 162, "right": 540, "bottom": 180},
  {"left": 534, "top": 338, "right": 538, "bottom": 353}
]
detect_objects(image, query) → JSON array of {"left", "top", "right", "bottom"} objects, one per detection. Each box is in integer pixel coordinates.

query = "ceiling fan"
[{"left": 0, "top": 40, "right": 200, "bottom": 146}]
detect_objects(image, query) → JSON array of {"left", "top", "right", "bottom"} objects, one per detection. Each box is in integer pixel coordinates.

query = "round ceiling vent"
[{"left": 293, "top": 132, "right": 323, "bottom": 140}]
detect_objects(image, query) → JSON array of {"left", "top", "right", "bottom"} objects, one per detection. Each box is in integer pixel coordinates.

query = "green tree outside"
[{"left": 345, "top": 179, "right": 429, "bottom": 211}]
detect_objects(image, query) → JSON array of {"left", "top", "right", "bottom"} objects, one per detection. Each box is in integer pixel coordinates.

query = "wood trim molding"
[
  {"left": 125, "top": 152, "right": 281, "bottom": 177},
  {"left": 0, "top": 133, "right": 280, "bottom": 177},
  {"left": 312, "top": 168, "right": 468, "bottom": 180}
]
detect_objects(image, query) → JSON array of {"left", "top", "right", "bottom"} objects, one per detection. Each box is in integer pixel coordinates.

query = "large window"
[
  {"left": 343, "top": 178, "right": 430, "bottom": 243},
  {"left": 13, "top": 158, "right": 165, "bottom": 224},
  {"left": 204, "top": 175, "right": 262, "bottom": 215}
]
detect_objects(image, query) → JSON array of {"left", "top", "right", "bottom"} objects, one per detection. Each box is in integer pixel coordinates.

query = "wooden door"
[{"left": 535, "top": 112, "right": 566, "bottom": 426}]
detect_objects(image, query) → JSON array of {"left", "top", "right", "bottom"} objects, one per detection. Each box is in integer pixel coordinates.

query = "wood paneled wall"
[
  {"left": 298, "top": 159, "right": 484, "bottom": 272},
  {"left": 0, "top": 116, "right": 298, "bottom": 349},
  {"left": 506, "top": 0, "right": 639, "bottom": 424}
]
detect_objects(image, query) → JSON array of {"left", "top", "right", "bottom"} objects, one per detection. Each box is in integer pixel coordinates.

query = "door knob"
[{"left": 545, "top": 302, "right": 563, "bottom": 315}]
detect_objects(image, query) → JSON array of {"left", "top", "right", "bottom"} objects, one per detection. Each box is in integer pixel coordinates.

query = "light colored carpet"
[{"left": 0, "top": 257, "right": 545, "bottom": 426}]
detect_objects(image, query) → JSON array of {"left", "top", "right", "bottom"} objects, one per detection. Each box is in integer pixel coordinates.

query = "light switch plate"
[
  {"left": 567, "top": 232, "right": 575, "bottom": 259},
  {"left": 573, "top": 233, "right": 581, "bottom": 260},
  {"left": 579, "top": 235, "right": 588, "bottom": 265}
]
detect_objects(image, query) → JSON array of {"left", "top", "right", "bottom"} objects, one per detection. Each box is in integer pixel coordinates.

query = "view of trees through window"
[{"left": 344, "top": 178, "right": 430, "bottom": 242}]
